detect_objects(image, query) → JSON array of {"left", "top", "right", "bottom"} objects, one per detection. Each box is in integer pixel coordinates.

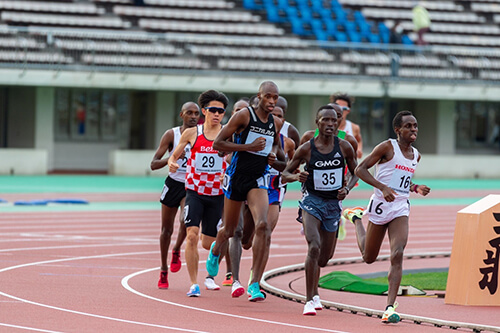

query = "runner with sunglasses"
[
  {"left": 329, "top": 92, "right": 363, "bottom": 159},
  {"left": 168, "top": 90, "right": 229, "bottom": 297}
]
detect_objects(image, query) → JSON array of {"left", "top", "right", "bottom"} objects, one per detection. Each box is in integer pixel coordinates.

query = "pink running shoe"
[{"left": 170, "top": 250, "right": 182, "bottom": 273}]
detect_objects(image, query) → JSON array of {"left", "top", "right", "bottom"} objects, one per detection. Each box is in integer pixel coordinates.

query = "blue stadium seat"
[
  {"left": 378, "top": 22, "right": 390, "bottom": 44},
  {"left": 290, "top": 18, "right": 312, "bottom": 36},
  {"left": 266, "top": 7, "right": 286, "bottom": 23},
  {"left": 331, "top": 0, "right": 342, "bottom": 10},
  {"left": 344, "top": 21, "right": 356, "bottom": 33},
  {"left": 298, "top": 7, "right": 313, "bottom": 21},
  {"left": 314, "top": 30, "right": 329, "bottom": 41},
  {"left": 367, "top": 33, "right": 381, "bottom": 44},
  {"left": 323, "top": 20, "right": 337, "bottom": 34},
  {"left": 277, "top": 0, "right": 290, "bottom": 9},
  {"left": 402, "top": 35, "right": 413, "bottom": 45},
  {"left": 347, "top": 31, "right": 361, "bottom": 43},
  {"left": 243, "top": 0, "right": 263, "bottom": 10},
  {"left": 334, "top": 31, "right": 348, "bottom": 42}
]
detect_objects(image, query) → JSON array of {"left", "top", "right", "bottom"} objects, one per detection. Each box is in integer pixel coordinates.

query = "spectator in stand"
[{"left": 413, "top": 2, "right": 431, "bottom": 46}]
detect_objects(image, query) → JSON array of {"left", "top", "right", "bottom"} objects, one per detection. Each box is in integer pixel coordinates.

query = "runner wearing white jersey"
[
  {"left": 344, "top": 111, "right": 430, "bottom": 324},
  {"left": 151, "top": 102, "right": 200, "bottom": 289}
]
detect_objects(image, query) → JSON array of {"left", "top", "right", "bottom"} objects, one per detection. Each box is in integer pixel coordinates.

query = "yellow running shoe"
[
  {"left": 381, "top": 302, "right": 400, "bottom": 324},
  {"left": 338, "top": 216, "right": 347, "bottom": 241},
  {"left": 342, "top": 207, "right": 364, "bottom": 224}
]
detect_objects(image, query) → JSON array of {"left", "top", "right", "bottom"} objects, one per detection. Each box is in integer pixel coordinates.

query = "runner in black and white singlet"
[
  {"left": 282, "top": 105, "right": 358, "bottom": 316},
  {"left": 150, "top": 102, "right": 200, "bottom": 289},
  {"left": 345, "top": 110, "right": 430, "bottom": 324}
]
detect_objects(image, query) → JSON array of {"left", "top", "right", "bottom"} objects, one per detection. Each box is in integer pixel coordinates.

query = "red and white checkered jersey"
[{"left": 185, "top": 125, "right": 227, "bottom": 196}]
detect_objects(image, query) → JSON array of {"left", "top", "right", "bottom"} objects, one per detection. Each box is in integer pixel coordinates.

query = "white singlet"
[
  {"left": 365, "top": 139, "right": 419, "bottom": 225},
  {"left": 169, "top": 127, "right": 190, "bottom": 183}
]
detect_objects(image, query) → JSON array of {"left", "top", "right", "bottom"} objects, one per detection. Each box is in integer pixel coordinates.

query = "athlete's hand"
[
  {"left": 416, "top": 185, "right": 430, "bottom": 196},
  {"left": 298, "top": 171, "right": 309, "bottom": 183},
  {"left": 337, "top": 187, "right": 349, "bottom": 200},
  {"left": 267, "top": 152, "right": 276, "bottom": 166},
  {"left": 168, "top": 160, "right": 179, "bottom": 173},
  {"left": 381, "top": 185, "right": 397, "bottom": 202},
  {"left": 248, "top": 137, "right": 266, "bottom": 152}
]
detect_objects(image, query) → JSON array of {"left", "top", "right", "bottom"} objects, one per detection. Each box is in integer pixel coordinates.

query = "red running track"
[{"left": 0, "top": 198, "right": 498, "bottom": 332}]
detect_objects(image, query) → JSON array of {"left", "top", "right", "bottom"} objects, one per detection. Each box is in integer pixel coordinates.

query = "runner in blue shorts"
[{"left": 282, "top": 105, "right": 358, "bottom": 316}]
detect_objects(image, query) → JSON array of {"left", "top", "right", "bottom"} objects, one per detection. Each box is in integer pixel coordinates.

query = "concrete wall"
[
  {"left": 109, "top": 149, "right": 165, "bottom": 177},
  {"left": 0, "top": 149, "right": 47, "bottom": 174}
]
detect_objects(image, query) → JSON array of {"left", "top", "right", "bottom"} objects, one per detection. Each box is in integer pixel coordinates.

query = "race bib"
[
  {"left": 194, "top": 153, "right": 223, "bottom": 174},
  {"left": 388, "top": 169, "right": 412, "bottom": 194},
  {"left": 244, "top": 131, "right": 273, "bottom": 157},
  {"left": 313, "top": 168, "right": 342, "bottom": 191},
  {"left": 177, "top": 156, "right": 188, "bottom": 173}
]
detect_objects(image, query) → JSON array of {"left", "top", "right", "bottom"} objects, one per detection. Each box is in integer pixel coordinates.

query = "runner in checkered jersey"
[{"left": 168, "top": 89, "right": 229, "bottom": 297}]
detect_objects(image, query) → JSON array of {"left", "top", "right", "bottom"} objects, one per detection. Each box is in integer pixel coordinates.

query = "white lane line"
[
  {"left": 0, "top": 323, "right": 63, "bottom": 332},
  {"left": 121, "top": 265, "right": 349, "bottom": 333},
  {"left": 0, "top": 251, "right": 208, "bottom": 333},
  {"left": 0, "top": 242, "right": 152, "bottom": 253}
]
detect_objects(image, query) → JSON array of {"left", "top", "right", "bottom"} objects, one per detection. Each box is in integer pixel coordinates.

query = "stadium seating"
[{"left": 0, "top": 0, "right": 497, "bottom": 83}]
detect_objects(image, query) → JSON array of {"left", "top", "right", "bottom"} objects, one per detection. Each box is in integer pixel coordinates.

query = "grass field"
[{"left": 366, "top": 272, "right": 448, "bottom": 291}]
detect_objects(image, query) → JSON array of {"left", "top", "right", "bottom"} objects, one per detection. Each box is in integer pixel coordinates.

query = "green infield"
[{"left": 365, "top": 271, "right": 448, "bottom": 291}]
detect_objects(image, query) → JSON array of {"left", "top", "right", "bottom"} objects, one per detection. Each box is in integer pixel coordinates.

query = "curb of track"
[{"left": 261, "top": 252, "right": 500, "bottom": 333}]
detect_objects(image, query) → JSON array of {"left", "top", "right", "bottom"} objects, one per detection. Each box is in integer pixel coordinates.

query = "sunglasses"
[
  {"left": 341, "top": 106, "right": 350, "bottom": 111},
  {"left": 205, "top": 107, "right": 225, "bottom": 114}
]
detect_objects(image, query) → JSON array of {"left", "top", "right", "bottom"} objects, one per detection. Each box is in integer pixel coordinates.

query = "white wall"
[
  {"left": 53, "top": 142, "right": 120, "bottom": 171},
  {"left": 0, "top": 149, "right": 47, "bottom": 174},
  {"left": 109, "top": 149, "right": 166, "bottom": 177}
]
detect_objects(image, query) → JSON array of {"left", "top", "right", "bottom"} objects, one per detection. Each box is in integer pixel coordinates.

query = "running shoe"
[
  {"left": 312, "top": 295, "right": 323, "bottom": 310},
  {"left": 170, "top": 250, "right": 182, "bottom": 273},
  {"left": 204, "top": 277, "right": 220, "bottom": 291},
  {"left": 187, "top": 284, "right": 201, "bottom": 297},
  {"left": 206, "top": 241, "right": 220, "bottom": 277},
  {"left": 231, "top": 280, "right": 245, "bottom": 298},
  {"left": 158, "top": 271, "right": 168, "bottom": 289},
  {"left": 247, "top": 282, "right": 265, "bottom": 302},
  {"left": 337, "top": 216, "right": 346, "bottom": 241},
  {"left": 222, "top": 273, "right": 233, "bottom": 286},
  {"left": 303, "top": 300, "right": 317, "bottom": 316},
  {"left": 381, "top": 302, "right": 400, "bottom": 324},
  {"left": 342, "top": 207, "right": 364, "bottom": 224}
]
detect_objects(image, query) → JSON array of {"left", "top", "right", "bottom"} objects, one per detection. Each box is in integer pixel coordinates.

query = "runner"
[
  {"left": 344, "top": 110, "right": 430, "bottom": 323},
  {"left": 206, "top": 81, "right": 283, "bottom": 301},
  {"left": 282, "top": 105, "right": 358, "bottom": 315},
  {"left": 168, "top": 90, "right": 229, "bottom": 297},
  {"left": 151, "top": 102, "right": 200, "bottom": 289}
]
